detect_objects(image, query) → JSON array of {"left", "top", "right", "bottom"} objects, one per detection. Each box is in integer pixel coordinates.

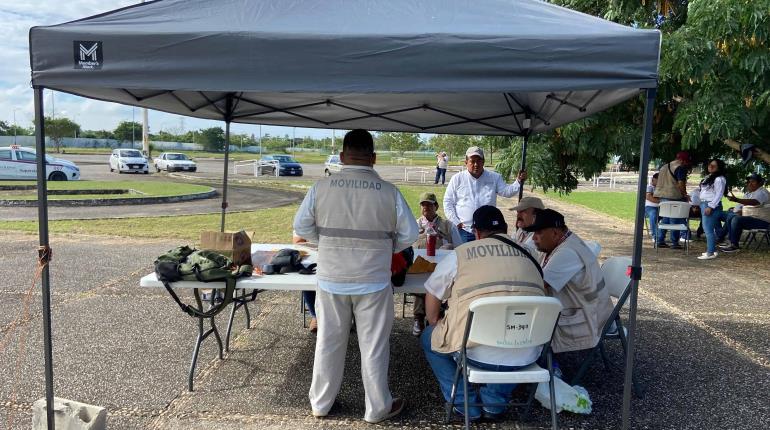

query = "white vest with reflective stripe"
[
  {"left": 431, "top": 234, "right": 545, "bottom": 354},
  {"left": 543, "top": 233, "right": 613, "bottom": 353},
  {"left": 314, "top": 167, "right": 397, "bottom": 284}
]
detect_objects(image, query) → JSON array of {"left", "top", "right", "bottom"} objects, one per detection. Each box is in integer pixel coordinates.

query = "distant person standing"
[
  {"left": 443, "top": 146, "right": 526, "bottom": 243},
  {"left": 645, "top": 173, "right": 661, "bottom": 241},
  {"left": 654, "top": 151, "right": 692, "bottom": 249},
  {"left": 695, "top": 159, "right": 727, "bottom": 260},
  {"left": 435, "top": 151, "right": 448, "bottom": 185},
  {"left": 293, "top": 129, "right": 418, "bottom": 423}
]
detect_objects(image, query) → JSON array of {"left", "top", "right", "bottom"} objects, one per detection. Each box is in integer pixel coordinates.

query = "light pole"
[
  {"left": 259, "top": 124, "right": 262, "bottom": 157},
  {"left": 12, "top": 109, "right": 18, "bottom": 145},
  {"left": 131, "top": 107, "right": 136, "bottom": 149}
]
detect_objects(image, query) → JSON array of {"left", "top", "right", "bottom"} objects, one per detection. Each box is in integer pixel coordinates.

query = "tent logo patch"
[{"left": 73, "top": 41, "right": 102, "bottom": 69}]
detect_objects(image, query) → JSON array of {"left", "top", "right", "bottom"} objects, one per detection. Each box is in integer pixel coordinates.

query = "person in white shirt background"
[
  {"left": 719, "top": 173, "right": 770, "bottom": 253},
  {"left": 443, "top": 146, "right": 527, "bottom": 243},
  {"left": 695, "top": 158, "right": 728, "bottom": 260},
  {"left": 434, "top": 151, "right": 448, "bottom": 185}
]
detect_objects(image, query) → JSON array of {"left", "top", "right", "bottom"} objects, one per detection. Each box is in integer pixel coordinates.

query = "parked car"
[
  {"left": 110, "top": 148, "right": 149, "bottom": 174},
  {"left": 259, "top": 154, "right": 303, "bottom": 176},
  {"left": 324, "top": 154, "right": 342, "bottom": 176},
  {"left": 154, "top": 152, "right": 197, "bottom": 172},
  {"left": 0, "top": 145, "right": 81, "bottom": 181}
]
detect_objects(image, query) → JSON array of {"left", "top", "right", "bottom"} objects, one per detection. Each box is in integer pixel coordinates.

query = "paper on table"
[{"left": 408, "top": 256, "right": 437, "bottom": 274}]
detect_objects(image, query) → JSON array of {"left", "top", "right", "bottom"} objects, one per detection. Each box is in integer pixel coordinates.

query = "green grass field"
[
  {"left": 0, "top": 181, "right": 212, "bottom": 200},
  {"left": 0, "top": 182, "right": 445, "bottom": 242}
]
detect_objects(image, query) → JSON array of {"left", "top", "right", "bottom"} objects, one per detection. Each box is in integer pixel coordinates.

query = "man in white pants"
[{"left": 293, "top": 129, "right": 419, "bottom": 423}]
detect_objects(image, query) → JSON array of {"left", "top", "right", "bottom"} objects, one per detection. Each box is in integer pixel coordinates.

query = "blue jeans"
[
  {"left": 717, "top": 210, "right": 737, "bottom": 242},
  {"left": 435, "top": 167, "right": 447, "bottom": 184},
  {"left": 421, "top": 325, "right": 522, "bottom": 417},
  {"left": 645, "top": 206, "right": 659, "bottom": 240},
  {"left": 728, "top": 215, "right": 770, "bottom": 247},
  {"left": 458, "top": 229, "right": 476, "bottom": 243},
  {"left": 699, "top": 202, "right": 723, "bottom": 254},
  {"left": 657, "top": 198, "right": 687, "bottom": 245},
  {"left": 303, "top": 291, "right": 316, "bottom": 318}
]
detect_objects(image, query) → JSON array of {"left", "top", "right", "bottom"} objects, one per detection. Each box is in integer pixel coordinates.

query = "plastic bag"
[{"left": 535, "top": 376, "right": 592, "bottom": 414}]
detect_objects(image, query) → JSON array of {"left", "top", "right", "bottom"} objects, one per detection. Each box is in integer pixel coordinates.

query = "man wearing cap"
[
  {"left": 719, "top": 173, "right": 770, "bottom": 252},
  {"left": 525, "top": 208, "right": 613, "bottom": 355},
  {"left": 510, "top": 196, "right": 545, "bottom": 251},
  {"left": 293, "top": 129, "right": 418, "bottom": 423},
  {"left": 444, "top": 146, "right": 527, "bottom": 243},
  {"left": 421, "top": 205, "right": 545, "bottom": 421},
  {"left": 654, "top": 151, "right": 693, "bottom": 248},
  {"left": 410, "top": 192, "right": 463, "bottom": 336}
]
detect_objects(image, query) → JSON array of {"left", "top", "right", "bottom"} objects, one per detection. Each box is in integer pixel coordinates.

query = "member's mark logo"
[{"left": 73, "top": 41, "right": 103, "bottom": 69}]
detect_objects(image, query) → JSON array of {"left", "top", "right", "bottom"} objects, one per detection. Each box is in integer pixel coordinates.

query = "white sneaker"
[{"left": 697, "top": 253, "right": 717, "bottom": 260}]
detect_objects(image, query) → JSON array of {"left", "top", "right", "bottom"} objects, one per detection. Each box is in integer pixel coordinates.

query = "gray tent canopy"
[
  {"left": 30, "top": 0, "right": 660, "bottom": 135},
  {"left": 29, "top": 1, "right": 660, "bottom": 429}
]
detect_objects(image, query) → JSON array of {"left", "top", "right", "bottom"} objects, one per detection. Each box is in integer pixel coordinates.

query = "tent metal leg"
[
  {"left": 34, "top": 87, "right": 56, "bottom": 430},
  {"left": 622, "top": 87, "right": 657, "bottom": 430},
  {"left": 518, "top": 132, "right": 529, "bottom": 201},
  {"left": 220, "top": 95, "right": 234, "bottom": 232}
]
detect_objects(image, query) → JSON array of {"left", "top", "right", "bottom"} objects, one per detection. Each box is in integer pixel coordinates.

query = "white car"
[
  {"left": 154, "top": 152, "right": 197, "bottom": 172},
  {"left": 110, "top": 148, "right": 149, "bottom": 174},
  {"left": 324, "top": 154, "right": 343, "bottom": 176},
  {"left": 0, "top": 145, "right": 80, "bottom": 181}
]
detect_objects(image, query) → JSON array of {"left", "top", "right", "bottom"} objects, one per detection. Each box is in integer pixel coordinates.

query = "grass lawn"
[
  {"left": 0, "top": 181, "right": 212, "bottom": 200},
  {"left": 0, "top": 182, "right": 446, "bottom": 242},
  {"left": 543, "top": 190, "right": 737, "bottom": 222}
]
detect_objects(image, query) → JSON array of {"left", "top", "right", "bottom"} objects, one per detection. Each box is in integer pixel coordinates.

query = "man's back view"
[{"left": 293, "top": 129, "right": 418, "bottom": 423}]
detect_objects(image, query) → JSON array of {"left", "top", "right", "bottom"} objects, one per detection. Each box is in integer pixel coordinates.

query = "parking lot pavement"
[{"left": 2, "top": 189, "right": 769, "bottom": 430}]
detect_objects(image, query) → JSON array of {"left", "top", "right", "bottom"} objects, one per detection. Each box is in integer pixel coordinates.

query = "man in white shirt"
[
  {"left": 720, "top": 173, "right": 770, "bottom": 252},
  {"left": 293, "top": 129, "right": 419, "bottom": 423},
  {"left": 421, "top": 206, "right": 545, "bottom": 421},
  {"left": 443, "top": 146, "right": 526, "bottom": 243}
]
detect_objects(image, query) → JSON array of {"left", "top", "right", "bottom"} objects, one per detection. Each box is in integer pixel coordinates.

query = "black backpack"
[{"left": 154, "top": 246, "right": 253, "bottom": 318}]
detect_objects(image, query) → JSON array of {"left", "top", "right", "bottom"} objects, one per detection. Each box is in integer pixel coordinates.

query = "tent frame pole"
[
  {"left": 622, "top": 87, "right": 656, "bottom": 430},
  {"left": 517, "top": 114, "right": 531, "bottom": 202},
  {"left": 34, "top": 86, "right": 56, "bottom": 430},
  {"left": 220, "top": 94, "right": 234, "bottom": 232}
]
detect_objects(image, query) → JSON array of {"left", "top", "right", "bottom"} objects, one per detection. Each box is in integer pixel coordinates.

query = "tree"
[
  {"left": 374, "top": 132, "right": 421, "bottom": 154},
  {"left": 198, "top": 127, "right": 226, "bottom": 152},
  {"left": 44, "top": 117, "right": 80, "bottom": 153},
  {"left": 0, "top": 121, "right": 32, "bottom": 138},
  {"left": 113, "top": 121, "right": 142, "bottom": 146},
  {"left": 429, "top": 134, "right": 476, "bottom": 161},
  {"left": 494, "top": 0, "right": 770, "bottom": 193}
]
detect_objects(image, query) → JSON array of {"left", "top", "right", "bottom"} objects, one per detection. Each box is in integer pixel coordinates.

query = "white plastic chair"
[
  {"left": 447, "top": 296, "right": 562, "bottom": 430},
  {"left": 656, "top": 201, "right": 692, "bottom": 254},
  {"left": 571, "top": 256, "right": 643, "bottom": 397}
]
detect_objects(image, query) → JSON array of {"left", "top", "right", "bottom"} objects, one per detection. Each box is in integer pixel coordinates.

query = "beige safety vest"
[
  {"left": 654, "top": 160, "right": 685, "bottom": 200},
  {"left": 414, "top": 216, "right": 457, "bottom": 249},
  {"left": 431, "top": 234, "right": 545, "bottom": 354},
  {"left": 314, "top": 167, "right": 397, "bottom": 284},
  {"left": 542, "top": 233, "right": 613, "bottom": 353}
]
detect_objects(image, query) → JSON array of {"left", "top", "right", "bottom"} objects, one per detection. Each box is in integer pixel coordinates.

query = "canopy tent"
[{"left": 29, "top": 0, "right": 660, "bottom": 428}]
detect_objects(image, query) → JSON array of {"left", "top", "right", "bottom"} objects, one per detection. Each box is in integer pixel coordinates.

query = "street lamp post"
[
  {"left": 132, "top": 108, "right": 136, "bottom": 149},
  {"left": 13, "top": 109, "right": 18, "bottom": 145}
]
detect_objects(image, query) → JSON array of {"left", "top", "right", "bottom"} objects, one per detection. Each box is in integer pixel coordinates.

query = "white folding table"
[{"left": 140, "top": 244, "right": 448, "bottom": 390}]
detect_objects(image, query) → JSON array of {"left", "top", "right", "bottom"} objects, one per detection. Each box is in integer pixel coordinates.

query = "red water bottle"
[{"left": 426, "top": 234, "right": 437, "bottom": 256}]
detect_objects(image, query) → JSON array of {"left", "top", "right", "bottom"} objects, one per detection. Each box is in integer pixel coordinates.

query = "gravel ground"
[{"left": 0, "top": 193, "right": 768, "bottom": 429}]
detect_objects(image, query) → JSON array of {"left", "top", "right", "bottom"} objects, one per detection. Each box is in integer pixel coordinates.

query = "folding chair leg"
[
  {"left": 463, "top": 357, "right": 471, "bottom": 430},
  {"left": 599, "top": 341, "right": 611, "bottom": 370},
  {"left": 445, "top": 360, "right": 463, "bottom": 424},
  {"left": 571, "top": 347, "right": 597, "bottom": 386},
  {"left": 402, "top": 293, "right": 407, "bottom": 319},
  {"left": 520, "top": 383, "right": 537, "bottom": 422},
  {"left": 547, "top": 351, "right": 559, "bottom": 430},
  {"left": 617, "top": 322, "right": 645, "bottom": 398},
  {"left": 301, "top": 292, "right": 307, "bottom": 328}
]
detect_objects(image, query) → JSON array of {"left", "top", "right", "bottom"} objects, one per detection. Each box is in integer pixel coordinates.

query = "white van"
[
  {"left": 110, "top": 148, "right": 149, "bottom": 174},
  {"left": 0, "top": 145, "right": 81, "bottom": 181}
]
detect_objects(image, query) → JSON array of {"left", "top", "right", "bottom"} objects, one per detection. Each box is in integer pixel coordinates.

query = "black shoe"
[
  {"left": 482, "top": 409, "right": 505, "bottom": 422},
  {"left": 721, "top": 245, "right": 740, "bottom": 253},
  {"left": 656, "top": 242, "right": 669, "bottom": 248},
  {"left": 670, "top": 244, "right": 683, "bottom": 250}
]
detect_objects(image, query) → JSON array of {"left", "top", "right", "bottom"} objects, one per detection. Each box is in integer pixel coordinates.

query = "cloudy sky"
[{"left": 1, "top": 0, "right": 334, "bottom": 139}]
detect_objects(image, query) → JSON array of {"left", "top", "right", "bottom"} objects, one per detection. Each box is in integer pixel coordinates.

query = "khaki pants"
[
  {"left": 309, "top": 287, "right": 394, "bottom": 422},
  {"left": 412, "top": 293, "right": 426, "bottom": 319}
]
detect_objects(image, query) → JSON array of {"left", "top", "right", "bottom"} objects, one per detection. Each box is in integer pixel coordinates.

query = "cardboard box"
[{"left": 200, "top": 230, "right": 253, "bottom": 265}]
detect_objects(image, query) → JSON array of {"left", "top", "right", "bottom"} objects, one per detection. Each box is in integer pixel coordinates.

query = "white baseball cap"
[{"left": 465, "top": 146, "right": 484, "bottom": 159}]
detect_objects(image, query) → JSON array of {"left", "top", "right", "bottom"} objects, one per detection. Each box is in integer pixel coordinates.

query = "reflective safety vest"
[
  {"left": 314, "top": 167, "right": 397, "bottom": 284},
  {"left": 431, "top": 234, "right": 545, "bottom": 354},
  {"left": 542, "top": 233, "right": 613, "bottom": 353}
]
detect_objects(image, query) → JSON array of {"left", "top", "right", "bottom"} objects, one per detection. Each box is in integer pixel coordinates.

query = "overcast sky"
[{"left": 1, "top": 1, "right": 337, "bottom": 139}]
